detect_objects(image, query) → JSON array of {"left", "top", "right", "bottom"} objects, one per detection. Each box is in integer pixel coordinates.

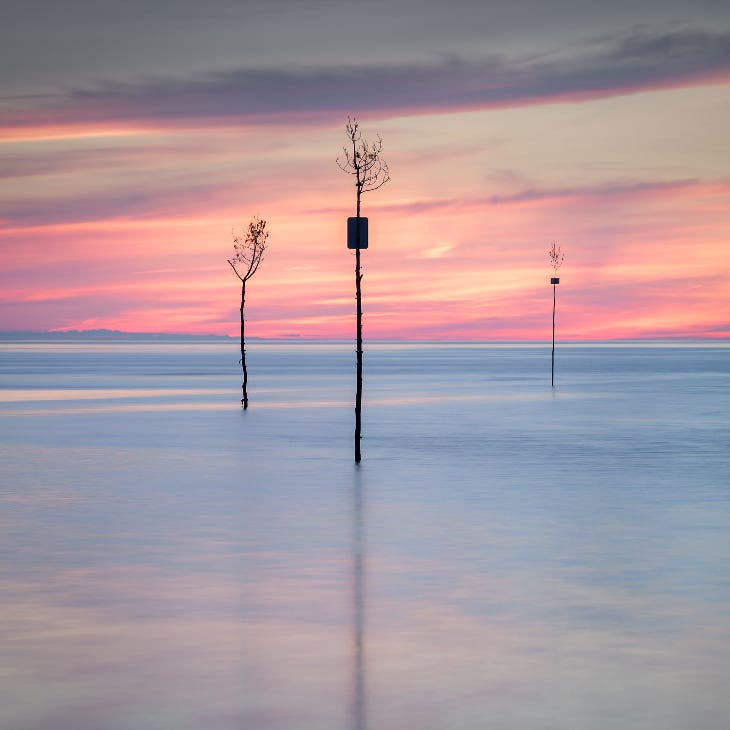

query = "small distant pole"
[{"left": 548, "top": 242, "right": 564, "bottom": 388}]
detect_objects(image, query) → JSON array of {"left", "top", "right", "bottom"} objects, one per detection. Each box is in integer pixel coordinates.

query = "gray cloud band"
[{"left": 3, "top": 29, "right": 730, "bottom": 129}]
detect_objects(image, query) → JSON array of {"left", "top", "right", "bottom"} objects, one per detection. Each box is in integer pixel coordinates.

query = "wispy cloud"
[
  {"left": 3, "top": 28, "right": 729, "bottom": 132},
  {"left": 352, "top": 178, "right": 707, "bottom": 216},
  {"left": 0, "top": 182, "right": 236, "bottom": 227}
]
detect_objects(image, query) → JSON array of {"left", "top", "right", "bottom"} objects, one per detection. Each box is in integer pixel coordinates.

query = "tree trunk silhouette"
[
  {"left": 551, "top": 281, "right": 556, "bottom": 388},
  {"left": 240, "top": 279, "right": 248, "bottom": 408},
  {"left": 355, "top": 199, "right": 363, "bottom": 463}
]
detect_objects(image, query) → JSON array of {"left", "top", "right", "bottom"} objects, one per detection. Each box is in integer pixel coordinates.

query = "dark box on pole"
[{"left": 347, "top": 217, "right": 368, "bottom": 249}]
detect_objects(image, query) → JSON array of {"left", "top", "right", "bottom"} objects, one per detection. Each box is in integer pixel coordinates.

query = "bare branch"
[
  {"left": 227, "top": 258, "right": 243, "bottom": 281},
  {"left": 336, "top": 116, "right": 390, "bottom": 194},
  {"left": 229, "top": 217, "right": 269, "bottom": 282},
  {"left": 548, "top": 241, "right": 564, "bottom": 273}
]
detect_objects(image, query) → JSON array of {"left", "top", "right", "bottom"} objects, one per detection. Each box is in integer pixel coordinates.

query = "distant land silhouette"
[{"left": 0, "top": 330, "right": 237, "bottom": 341}]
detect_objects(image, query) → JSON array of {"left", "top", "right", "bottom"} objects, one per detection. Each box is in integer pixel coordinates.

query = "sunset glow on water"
[{"left": 1, "top": 339, "right": 729, "bottom": 729}]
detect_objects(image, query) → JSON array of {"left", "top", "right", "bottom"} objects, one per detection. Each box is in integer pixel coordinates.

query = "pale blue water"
[{"left": 1, "top": 338, "right": 728, "bottom": 730}]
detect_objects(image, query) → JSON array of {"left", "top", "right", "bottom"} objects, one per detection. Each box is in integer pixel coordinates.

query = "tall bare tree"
[
  {"left": 548, "top": 241, "right": 564, "bottom": 387},
  {"left": 337, "top": 117, "right": 390, "bottom": 463},
  {"left": 228, "top": 217, "right": 268, "bottom": 408}
]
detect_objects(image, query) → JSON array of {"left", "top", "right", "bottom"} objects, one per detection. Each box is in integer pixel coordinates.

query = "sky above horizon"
[{"left": 1, "top": 0, "right": 729, "bottom": 339}]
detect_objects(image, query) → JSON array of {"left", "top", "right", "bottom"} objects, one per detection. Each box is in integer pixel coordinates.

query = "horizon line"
[{"left": 0, "top": 329, "right": 728, "bottom": 344}]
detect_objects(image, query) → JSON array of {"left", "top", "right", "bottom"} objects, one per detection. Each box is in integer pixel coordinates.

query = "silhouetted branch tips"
[
  {"left": 337, "top": 117, "right": 390, "bottom": 195},
  {"left": 549, "top": 241, "right": 564, "bottom": 273},
  {"left": 229, "top": 217, "right": 269, "bottom": 283},
  {"left": 228, "top": 216, "right": 269, "bottom": 409}
]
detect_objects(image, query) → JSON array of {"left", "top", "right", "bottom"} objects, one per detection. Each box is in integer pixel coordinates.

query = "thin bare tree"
[
  {"left": 228, "top": 217, "right": 268, "bottom": 408},
  {"left": 337, "top": 117, "right": 390, "bottom": 463},
  {"left": 548, "top": 241, "right": 564, "bottom": 387}
]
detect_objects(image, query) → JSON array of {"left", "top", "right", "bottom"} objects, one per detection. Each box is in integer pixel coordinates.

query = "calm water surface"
[{"left": 1, "top": 339, "right": 729, "bottom": 730}]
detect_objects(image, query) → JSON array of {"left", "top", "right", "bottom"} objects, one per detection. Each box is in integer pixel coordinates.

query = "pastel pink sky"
[{"left": 1, "top": 1, "right": 729, "bottom": 339}]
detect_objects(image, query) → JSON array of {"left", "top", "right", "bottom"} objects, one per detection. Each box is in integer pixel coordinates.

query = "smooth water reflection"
[
  {"left": 1, "top": 340, "right": 729, "bottom": 729},
  {"left": 352, "top": 468, "right": 366, "bottom": 730}
]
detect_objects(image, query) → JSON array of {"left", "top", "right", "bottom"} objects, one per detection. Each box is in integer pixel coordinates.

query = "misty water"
[{"left": 1, "top": 338, "right": 728, "bottom": 730}]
